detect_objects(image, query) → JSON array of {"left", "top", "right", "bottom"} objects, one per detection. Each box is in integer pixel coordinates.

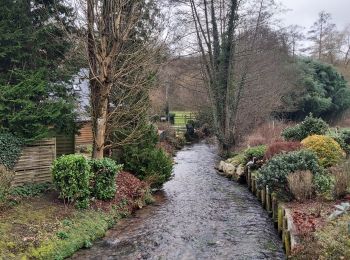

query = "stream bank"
[{"left": 72, "top": 142, "right": 284, "bottom": 259}]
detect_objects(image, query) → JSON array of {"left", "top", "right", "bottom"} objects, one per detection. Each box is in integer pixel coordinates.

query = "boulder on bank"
[{"left": 217, "top": 161, "right": 246, "bottom": 182}]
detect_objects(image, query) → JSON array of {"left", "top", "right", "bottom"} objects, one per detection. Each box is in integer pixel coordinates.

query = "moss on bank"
[
  {"left": 28, "top": 209, "right": 123, "bottom": 260},
  {"left": 0, "top": 176, "right": 151, "bottom": 260}
]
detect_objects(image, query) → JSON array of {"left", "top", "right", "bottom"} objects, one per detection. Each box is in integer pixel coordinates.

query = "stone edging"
[{"left": 217, "top": 161, "right": 299, "bottom": 257}]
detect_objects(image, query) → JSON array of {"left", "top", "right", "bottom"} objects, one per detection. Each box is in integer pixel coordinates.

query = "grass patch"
[
  {"left": 313, "top": 214, "right": 350, "bottom": 259},
  {"left": 0, "top": 188, "right": 147, "bottom": 260},
  {"left": 171, "top": 111, "right": 196, "bottom": 127},
  {"left": 28, "top": 210, "right": 122, "bottom": 260}
]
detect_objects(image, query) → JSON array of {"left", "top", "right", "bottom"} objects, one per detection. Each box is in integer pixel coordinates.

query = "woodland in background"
[
  {"left": 152, "top": 6, "right": 350, "bottom": 147},
  {"left": 1, "top": 0, "right": 350, "bottom": 155}
]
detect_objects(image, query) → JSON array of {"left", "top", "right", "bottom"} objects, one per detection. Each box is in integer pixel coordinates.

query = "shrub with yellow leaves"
[{"left": 301, "top": 135, "right": 345, "bottom": 167}]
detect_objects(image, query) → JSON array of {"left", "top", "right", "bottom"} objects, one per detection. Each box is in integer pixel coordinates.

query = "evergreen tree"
[
  {"left": 0, "top": 0, "right": 79, "bottom": 142},
  {"left": 283, "top": 59, "right": 350, "bottom": 120}
]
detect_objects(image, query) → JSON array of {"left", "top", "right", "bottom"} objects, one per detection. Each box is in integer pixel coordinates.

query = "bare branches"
[
  {"left": 171, "top": 0, "right": 286, "bottom": 151},
  {"left": 84, "top": 0, "right": 165, "bottom": 158}
]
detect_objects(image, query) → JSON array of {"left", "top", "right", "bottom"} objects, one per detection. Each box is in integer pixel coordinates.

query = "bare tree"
[
  {"left": 170, "top": 0, "right": 278, "bottom": 152},
  {"left": 308, "top": 11, "right": 336, "bottom": 61},
  {"left": 340, "top": 25, "right": 350, "bottom": 67},
  {"left": 283, "top": 25, "right": 305, "bottom": 58},
  {"left": 85, "top": 0, "right": 165, "bottom": 158}
]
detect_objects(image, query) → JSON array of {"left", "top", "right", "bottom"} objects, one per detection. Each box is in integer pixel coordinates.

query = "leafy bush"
[
  {"left": 287, "top": 170, "right": 313, "bottom": 201},
  {"left": 90, "top": 158, "right": 122, "bottom": 200},
  {"left": 282, "top": 114, "right": 329, "bottom": 141},
  {"left": 257, "top": 150, "right": 324, "bottom": 194},
  {"left": 52, "top": 155, "right": 92, "bottom": 208},
  {"left": 329, "top": 129, "right": 350, "bottom": 155},
  {"left": 10, "top": 183, "right": 52, "bottom": 198},
  {"left": 301, "top": 135, "right": 344, "bottom": 167},
  {"left": 243, "top": 145, "right": 267, "bottom": 164},
  {"left": 121, "top": 146, "right": 172, "bottom": 188},
  {"left": 0, "top": 132, "right": 23, "bottom": 169},
  {"left": 0, "top": 165, "right": 14, "bottom": 203},
  {"left": 264, "top": 141, "right": 302, "bottom": 160},
  {"left": 341, "top": 130, "right": 350, "bottom": 147},
  {"left": 314, "top": 173, "right": 335, "bottom": 197},
  {"left": 226, "top": 153, "right": 245, "bottom": 166},
  {"left": 118, "top": 124, "right": 173, "bottom": 188}
]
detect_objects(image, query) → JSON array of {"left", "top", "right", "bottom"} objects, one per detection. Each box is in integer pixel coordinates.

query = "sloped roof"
[{"left": 73, "top": 69, "right": 90, "bottom": 122}]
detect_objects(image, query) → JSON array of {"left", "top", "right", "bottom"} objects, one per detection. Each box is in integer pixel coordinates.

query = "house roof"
[{"left": 73, "top": 69, "right": 90, "bottom": 122}]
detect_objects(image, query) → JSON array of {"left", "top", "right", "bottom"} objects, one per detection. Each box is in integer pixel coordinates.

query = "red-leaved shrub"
[{"left": 264, "top": 141, "right": 302, "bottom": 160}]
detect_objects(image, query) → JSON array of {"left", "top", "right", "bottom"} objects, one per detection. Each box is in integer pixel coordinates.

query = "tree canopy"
[
  {"left": 0, "top": 0, "right": 79, "bottom": 142},
  {"left": 282, "top": 59, "right": 350, "bottom": 120}
]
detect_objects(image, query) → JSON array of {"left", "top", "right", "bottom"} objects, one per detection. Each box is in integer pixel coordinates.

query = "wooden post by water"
[
  {"left": 261, "top": 187, "right": 266, "bottom": 209},
  {"left": 278, "top": 206, "right": 284, "bottom": 235},
  {"left": 266, "top": 187, "right": 272, "bottom": 216}
]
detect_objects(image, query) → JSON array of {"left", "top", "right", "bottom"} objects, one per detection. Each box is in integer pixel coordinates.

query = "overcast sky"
[{"left": 279, "top": 0, "right": 350, "bottom": 29}]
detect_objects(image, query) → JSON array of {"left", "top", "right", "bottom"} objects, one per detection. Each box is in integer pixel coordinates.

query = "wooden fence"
[
  {"left": 247, "top": 169, "right": 298, "bottom": 256},
  {"left": 12, "top": 139, "right": 56, "bottom": 187},
  {"left": 75, "top": 121, "right": 93, "bottom": 147},
  {"left": 56, "top": 134, "right": 75, "bottom": 157}
]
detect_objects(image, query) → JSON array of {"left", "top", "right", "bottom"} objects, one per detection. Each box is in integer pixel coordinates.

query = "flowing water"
[{"left": 72, "top": 142, "right": 285, "bottom": 260}]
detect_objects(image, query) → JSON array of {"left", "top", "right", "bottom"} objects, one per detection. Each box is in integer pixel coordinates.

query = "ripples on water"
[{"left": 72, "top": 142, "right": 285, "bottom": 260}]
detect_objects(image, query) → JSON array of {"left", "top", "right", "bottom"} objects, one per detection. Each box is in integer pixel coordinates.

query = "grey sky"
[{"left": 279, "top": 0, "right": 350, "bottom": 29}]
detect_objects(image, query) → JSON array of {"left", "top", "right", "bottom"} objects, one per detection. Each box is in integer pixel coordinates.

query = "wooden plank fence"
[
  {"left": 75, "top": 121, "right": 93, "bottom": 147},
  {"left": 12, "top": 139, "right": 56, "bottom": 187},
  {"left": 56, "top": 134, "right": 75, "bottom": 157}
]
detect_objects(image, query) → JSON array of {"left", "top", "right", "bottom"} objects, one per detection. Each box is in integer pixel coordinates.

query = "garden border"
[{"left": 218, "top": 162, "right": 299, "bottom": 257}]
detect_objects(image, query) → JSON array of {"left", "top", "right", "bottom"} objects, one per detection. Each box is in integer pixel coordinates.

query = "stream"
[{"left": 72, "top": 142, "right": 285, "bottom": 260}]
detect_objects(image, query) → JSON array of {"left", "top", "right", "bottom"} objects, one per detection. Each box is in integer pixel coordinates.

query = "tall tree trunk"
[{"left": 90, "top": 79, "right": 109, "bottom": 159}]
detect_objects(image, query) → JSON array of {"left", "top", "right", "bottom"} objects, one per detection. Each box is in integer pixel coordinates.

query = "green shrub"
[
  {"left": 314, "top": 173, "right": 334, "bottom": 197},
  {"left": 0, "top": 132, "right": 23, "bottom": 169},
  {"left": 257, "top": 150, "right": 324, "bottom": 195},
  {"left": 226, "top": 153, "right": 245, "bottom": 165},
  {"left": 282, "top": 126, "right": 303, "bottom": 141},
  {"left": 121, "top": 146, "right": 173, "bottom": 188},
  {"left": 10, "top": 183, "right": 52, "bottom": 198},
  {"left": 52, "top": 155, "right": 92, "bottom": 208},
  {"left": 243, "top": 145, "right": 267, "bottom": 164},
  {"left": 301, "top": 135, "right": 344, "bottom": 167},
  {"left": 330, "top": 130, "right": 350, "bottom": 155},
  {"left": 90, "top": 158, "right": 122, "bottom": 200},
  {"left": 282, "top": 114, "right": 329, "bottom": 141},
  {"left": 118, "top": 124, "right": 173, "bottom": 188}
]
